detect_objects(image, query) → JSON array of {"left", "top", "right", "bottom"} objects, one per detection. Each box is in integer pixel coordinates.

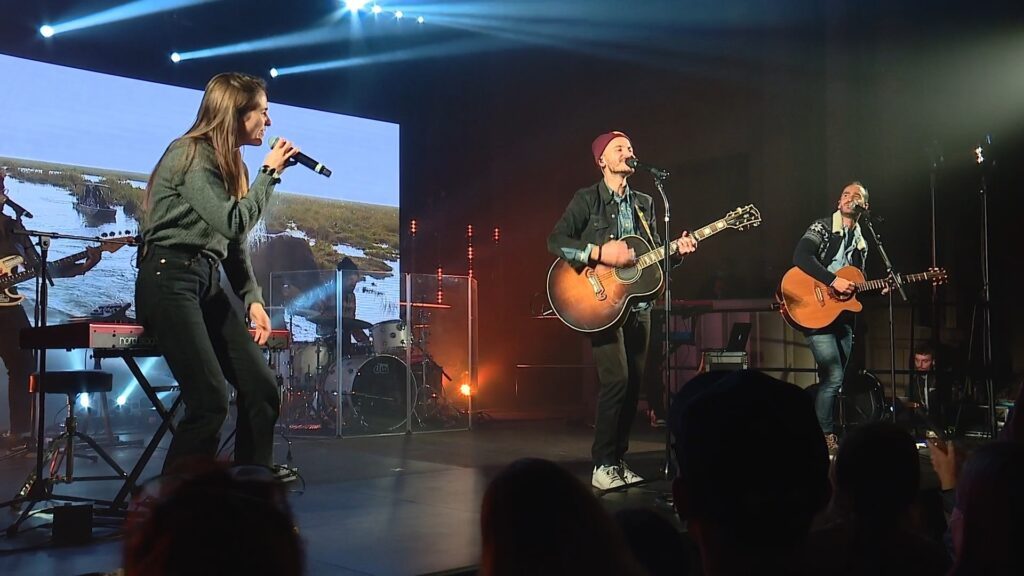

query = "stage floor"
[{"left": 0, "top": 415, "right": 680, "bottom": 576}]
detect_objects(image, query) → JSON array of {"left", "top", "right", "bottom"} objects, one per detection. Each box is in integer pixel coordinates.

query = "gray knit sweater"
[{"left": 142, "top": 138, "right": 277, "bottom": 308}]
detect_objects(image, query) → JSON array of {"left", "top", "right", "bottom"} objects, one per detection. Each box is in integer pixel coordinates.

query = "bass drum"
[
  {"left": 805, "top": 370, "right": 884, "bottom": 432},
  {"left": 348, "top": 354, "right": 416, "bottom": 432}
]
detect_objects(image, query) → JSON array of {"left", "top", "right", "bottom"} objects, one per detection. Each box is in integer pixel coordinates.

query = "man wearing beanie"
[{"left": 547, "top": 131, "right": 698, "bottom": 490}]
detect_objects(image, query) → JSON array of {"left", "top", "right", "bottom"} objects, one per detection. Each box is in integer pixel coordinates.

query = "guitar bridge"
[{"left": 585, "top": 268, "right": 607, "bottom": 301}]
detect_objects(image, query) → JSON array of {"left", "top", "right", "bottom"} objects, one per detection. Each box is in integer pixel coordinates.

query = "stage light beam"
[
  {"left": 417, "top": 16, "right": 425, "bottom": 24},
  {"left": 42, "top": 0, "right": 215, "bottom": 37},
  {"left": 345, "top": 0, "right": 369, "bottom": 12},
  {"left": 395, "top": 10, "right": 404, "bottom": 19},
  {"left": 371, "top": 5, "right": 383, "bottom": 15}
]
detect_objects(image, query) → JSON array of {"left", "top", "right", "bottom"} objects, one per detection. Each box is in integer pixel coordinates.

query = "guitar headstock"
[
  {"left": 723, "top": 204, "right": 762, "bottom": 230},
  {"left": 97, "top": 231, "right": 139, "bottom": 254},
  {"left": 926, "top": 267, "right": 949, "bottom": 286}
]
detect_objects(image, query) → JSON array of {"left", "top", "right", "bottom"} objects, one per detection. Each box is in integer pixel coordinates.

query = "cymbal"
[
  {"left": 292, "top": 308, "right": 371, "bottom": 330},
  {"left": 293, "top": 308, "right": 332, "bottom": 318},
  {"left": 342, "top": 317, "right": 372, "bottom": 331},
  {"left": 305, "top": 313, "right": 338, "bottom": 326}
]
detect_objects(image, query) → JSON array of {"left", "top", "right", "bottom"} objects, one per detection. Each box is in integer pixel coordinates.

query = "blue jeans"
[{"left": 805, "top": 323, "right": 853, "bottom": 434}]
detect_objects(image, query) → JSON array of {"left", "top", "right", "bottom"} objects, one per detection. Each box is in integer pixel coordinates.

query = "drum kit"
[{"left": 278, "top": 310, "right": 456, "bottom": 434}]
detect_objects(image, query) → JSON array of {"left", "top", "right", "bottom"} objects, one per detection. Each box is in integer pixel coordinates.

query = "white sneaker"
[
  {"left": 592, "top": 465, "right": 625, "bottom": 490},
  {"left": 618, "top": 461, "right": 644, "bottom": 485}
]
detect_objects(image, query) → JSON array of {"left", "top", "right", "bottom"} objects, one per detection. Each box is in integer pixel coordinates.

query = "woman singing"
[{"left": 137, "top": 72, "right": 299, "bottom": 472}]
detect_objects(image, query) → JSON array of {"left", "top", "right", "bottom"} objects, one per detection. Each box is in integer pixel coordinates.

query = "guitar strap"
[{"left": 634, "top": 203, "right": 657, "bottom": 246}]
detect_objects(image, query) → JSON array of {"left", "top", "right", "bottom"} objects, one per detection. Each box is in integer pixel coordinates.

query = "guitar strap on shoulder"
[{"left": 634, "top": 203, "right": 657, "bottom": 245}]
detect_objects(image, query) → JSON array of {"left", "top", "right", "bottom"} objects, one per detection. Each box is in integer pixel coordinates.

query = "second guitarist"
[
  {"left": 792, "top": 181, "right": 885, "bottom": 457},
  {"left": 0, "top": 169, "right": 103, "bottom": 449},
  {"left": 547, "top": 131, "right": 697, "bottom": 490}
]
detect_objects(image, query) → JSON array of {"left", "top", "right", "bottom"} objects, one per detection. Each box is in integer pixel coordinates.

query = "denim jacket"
[{"left": 548, "top": 179, "right": 677, "bottom": 271}]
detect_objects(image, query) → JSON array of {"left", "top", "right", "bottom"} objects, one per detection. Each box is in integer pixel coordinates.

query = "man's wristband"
[{"left": 596, "top": 245, "right": 602, "bottom": 264}]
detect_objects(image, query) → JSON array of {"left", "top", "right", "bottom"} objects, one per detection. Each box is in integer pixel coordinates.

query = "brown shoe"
[{"left": 824, "top": 433, "right": 839, "bottom": 458}]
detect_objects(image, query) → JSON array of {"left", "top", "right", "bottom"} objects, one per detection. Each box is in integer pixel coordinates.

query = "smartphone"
[{"left": 925, "top": 428, "right": 947, "bottom": 450}]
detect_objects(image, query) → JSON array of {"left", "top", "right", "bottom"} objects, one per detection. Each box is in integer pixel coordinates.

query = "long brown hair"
[{"left": 144, "top": 72, "right": 266, "bottom": 211}]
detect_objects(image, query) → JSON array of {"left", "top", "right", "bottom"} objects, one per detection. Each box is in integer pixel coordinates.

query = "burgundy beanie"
[{"left": 591, "top": 131, "right": 630, "bottom": 166}]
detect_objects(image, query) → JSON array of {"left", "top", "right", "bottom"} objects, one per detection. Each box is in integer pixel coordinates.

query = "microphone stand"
[
  {"left": 974, "top": 137, "right": 996, "bottom": 438},
  {"left": 859, "top": 213, "right": 907, "bottom": 425},
  {"left": 928, "top": 144, "right": 942, "bottom": 352},
  {"left": 650, "top": 173, "right": 674, "bottom": 480},
  {"left": 3, "top": 227, "right": 55, "bottom": 536}
]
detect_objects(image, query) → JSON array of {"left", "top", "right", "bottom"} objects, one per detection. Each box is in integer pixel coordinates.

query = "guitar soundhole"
[
  {"left": 614, "top": 266, "right": 641, "bottom": 283},
  {"left": 830, "top": 289, "right": 853, "bottom": 303}
]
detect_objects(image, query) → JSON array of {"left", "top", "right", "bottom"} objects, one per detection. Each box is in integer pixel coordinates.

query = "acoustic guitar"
[
  {"left": 776, "top": 265, "right": 948, "bottom": 330},
  {"left": 546, "top": 205, "right": 761, "bottom": 333}
]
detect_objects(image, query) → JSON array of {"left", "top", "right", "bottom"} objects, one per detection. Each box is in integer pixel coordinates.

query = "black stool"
[{"left": 35, "top": 370, "right": 128, "bottom": 488}]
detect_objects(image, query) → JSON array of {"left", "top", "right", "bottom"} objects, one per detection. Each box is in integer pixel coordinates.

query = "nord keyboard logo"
[{"left": 118, "top": 335, "right": 158, "bottom": 347}]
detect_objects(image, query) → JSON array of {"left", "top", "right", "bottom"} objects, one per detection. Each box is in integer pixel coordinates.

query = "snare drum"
[{"left": 371, "top": 320, "right": 409, "bottom": 355}]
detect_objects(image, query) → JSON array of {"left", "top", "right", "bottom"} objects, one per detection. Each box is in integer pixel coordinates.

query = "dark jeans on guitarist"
[
  {"left": 591, "top": 307, "right": 651, "bottom": 467},
  {"left": 136, "top": 245, "right": 279, "bottom": 473},
  {"left": 805, "top": 318, "right": 853, "bottom": 435},
  {"left": 0, "top": 305, "right": 35, "bottom": 435}
]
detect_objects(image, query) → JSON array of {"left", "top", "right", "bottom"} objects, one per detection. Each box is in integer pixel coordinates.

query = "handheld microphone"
[
  {"left": 625, "top": 157, "right": 670, "bottom": 179},
  {"left": 0, "top": 193, "right": 33, "bottom": 218},
  {"left": 269, "top": 136, "right": 332, "bottom": 178}
]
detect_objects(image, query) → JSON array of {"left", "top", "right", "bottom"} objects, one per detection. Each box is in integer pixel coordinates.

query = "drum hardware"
[
  {"left": 806, "top": 369, "right": 884, "bottom": 436},
  {"left": 275, "top": 310, "right": 466, "bottom": 434}
]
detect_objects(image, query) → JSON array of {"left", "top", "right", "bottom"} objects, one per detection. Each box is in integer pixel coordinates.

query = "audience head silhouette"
[
  {"left": 479, "top": 457, "right": 644, "bottom": 576},
  {"left": 833, "top": 422, "right": 920, "bottom": 522},
  {"left": 951, "top": 441, "right": 1024, "bottom": 575},
  {"left": 123, "top": 462, "right": 303, "bottom": 576},
  {"left": 669, "top": 369, "right": 830, "bottom": 575}
]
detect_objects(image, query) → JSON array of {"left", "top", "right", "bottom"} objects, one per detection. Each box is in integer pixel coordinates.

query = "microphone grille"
[{"left": 268, "top": 136, "right": 279, "bottom": 148}]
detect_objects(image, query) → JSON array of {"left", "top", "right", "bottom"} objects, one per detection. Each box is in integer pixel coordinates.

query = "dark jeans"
[
  {"left": 591, "top": 307, "right": 650, "bottom": 467},
  {"left": 136, "top": 245, "right": 279, "bottom": 472},
  {"left": 805, "top": 322, "right": 854, "bottom": 435},
  {"left": 0, "top": 305, "right": 35, "bottom": 435}
]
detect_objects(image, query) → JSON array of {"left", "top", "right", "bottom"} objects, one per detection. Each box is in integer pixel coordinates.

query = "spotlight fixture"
[
  {"left": 270, "top": 67, "right": 279, "bottom": 78},
  {"left": 170, "top": 52, "right": 181, "bottom": 63},
  {"left": 417, "top": 16, "right": 424, "bottom": 24},
  {"left": 39, "top": 25, "right": 55, "bottom": 38},
  {"left": 371, "top": 4, "right": 383, "bottom": 14},
  {"left": 394, "top": 10, "right": 403, "bottom": 19}
]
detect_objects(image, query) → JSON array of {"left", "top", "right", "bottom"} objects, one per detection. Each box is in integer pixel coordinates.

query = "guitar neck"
[
  {"left": 0, "top": 250, "right": 87, "bottom": 290},
  {"left": 854, "top": 271, "right": 934, "bottom": 293},
  {"left": 635, "top": 217, "right": 730, "bottom": 269}
]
